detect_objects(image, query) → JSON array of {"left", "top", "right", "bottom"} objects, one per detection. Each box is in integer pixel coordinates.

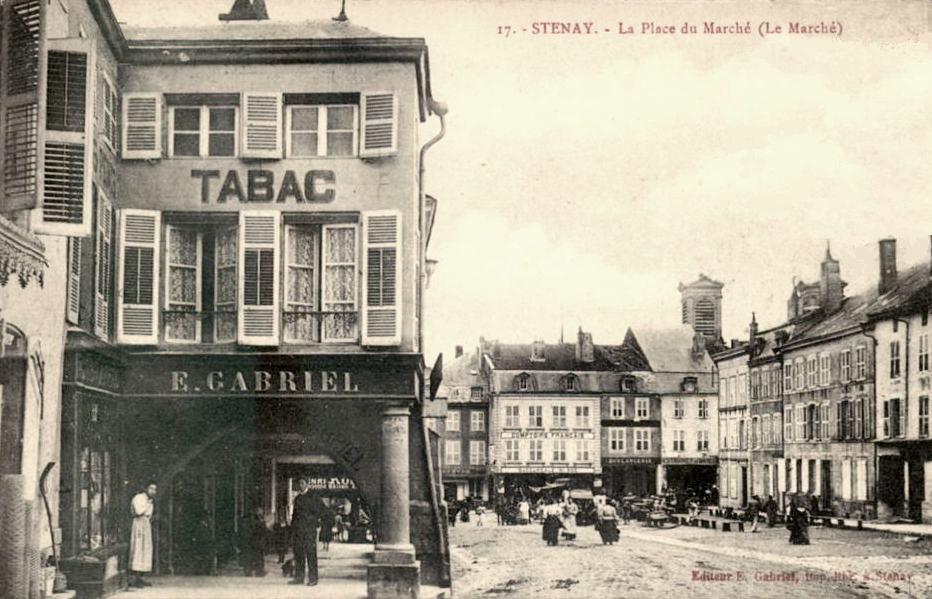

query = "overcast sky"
[{"left": 111, "top": 0, "right": 932, "bottom": 359}]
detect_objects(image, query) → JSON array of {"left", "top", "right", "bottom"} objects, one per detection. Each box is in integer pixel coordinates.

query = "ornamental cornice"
[{"left": 0, "top": 215, "right": 47, "bottom": 288}]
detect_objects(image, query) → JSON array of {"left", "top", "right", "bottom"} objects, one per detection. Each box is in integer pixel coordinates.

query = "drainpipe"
[
  {"left": 417, "top": 99, "right": 448, "bottom": 355},
  {"left": 860, "top": 324, "right": 879, "bottom": 519}
]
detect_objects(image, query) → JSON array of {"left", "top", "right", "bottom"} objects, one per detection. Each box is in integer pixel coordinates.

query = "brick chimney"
[
  {"left": 819, "top": 243, "right": 845, "bottom": 313},
  {"left": 879, "top": 238, "right": 898, "bottom": 295},
  {"left": 576, "top": 328, "right": 594, "bottom": 363},
  {"left": 455, "top": 345, "right": 463, "bottom": 358}
]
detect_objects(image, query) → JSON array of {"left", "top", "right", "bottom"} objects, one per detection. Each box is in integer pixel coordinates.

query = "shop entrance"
[{"left": 878, "top": 455, "right": 906, "bottom": 518}]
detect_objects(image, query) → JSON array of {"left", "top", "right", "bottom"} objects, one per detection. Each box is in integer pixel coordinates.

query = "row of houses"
[
  {"left": 716, "top": 240, "right": 932, "bottom": 522},
  {"left": 437, "top": 277, "right": 724, "bottom": 503}
]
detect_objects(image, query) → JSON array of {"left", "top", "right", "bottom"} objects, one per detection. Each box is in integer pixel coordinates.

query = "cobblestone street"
[{"left": 450, "top": 519, "right": 932, "bottom": 598}]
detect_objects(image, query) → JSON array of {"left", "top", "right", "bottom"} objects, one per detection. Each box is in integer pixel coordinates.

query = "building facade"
[
  {"left": 438, "top": 346, "right": 490, "bottom": 502},
  {"left": 713, "top": 344, "right": 749, "bottom": 508},
  {"left": 7, "top": 0, "right": 453, "bottom": 595},
  {"left": 747, "top": 319, "right": 789, "bottom": 507}
]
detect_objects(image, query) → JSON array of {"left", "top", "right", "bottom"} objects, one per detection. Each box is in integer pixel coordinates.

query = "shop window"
[
  {"left": 286, "top": 104, "right": 358, "bottom": 157},
  {"left": 169, "top": 105, "right": 237, "bottom": 157},
  {"left": 78, "top": 447, "right": 114, "bottom": 550}
]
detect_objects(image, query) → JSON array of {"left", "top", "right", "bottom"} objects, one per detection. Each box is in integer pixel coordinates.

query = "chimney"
[
  {"left": 455, "top": 345, "right": 463, "bottom": 358},
  {"left": 576, "top": 328, "right": 594, "bottom": 363},
  {"left": 879, "top": 238, "right": 898, "bottom": 295},
  {"left": 819, "top": 242, "right": 844, "bottom": 313}
]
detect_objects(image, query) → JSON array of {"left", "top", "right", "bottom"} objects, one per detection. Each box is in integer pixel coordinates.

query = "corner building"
[{"left": 54, "top": 2, "right": 449, "bottom": 596}]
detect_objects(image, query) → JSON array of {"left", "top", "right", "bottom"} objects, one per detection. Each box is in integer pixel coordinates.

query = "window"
[
  {"left": 728, "top": 376, "right": 736, "bottom": 404},
  {"left": 697, "top": 430, "right": 709, "bottom": 451},
  {"left": 469, "top": 440, "right": 486, "bottom": 465},
  {"left": 773, "top": 364, "right": 782, "bottom": 396},
  {"left": 283, "top": 224, "right": 359, "bottom": 343},
  {"left": 856, "top": 459, "right": 868, "bottom": 501},
  {"left": 840, "top": 350, "right": 851, "bottom": 382},
  {"left": 785, "top": 406, "right": 793, "bottom": 441},
  {"left": 575, "top": 440, "right": 590, "bottom": 462},
  {"left": 750, "top": 371, "right": 759, "bottom": 400},
  {"left": 517, "top": 374, "right": 530, "bottom": 391},
  {"left": 807, "top": 355, "right": 818, "bottom": 388},
  {"left": 470, "top": 386, "right": 482, "bottom": 400},
  {"left": 762, "top": 415, "right": 771, "bottom": 446},
  {"left": 561, "top": 374, "right": 580, "bottom": 392},
  {"left": 574, "top": 405, "right": 590, "bottom": 428},
  {"left": 855, "top": 398, "right": 863, "bottom": 439},
  {"left": 673, "top": 430, "right": 685, "bottom": 451},
  {"left": 470, "top": 411, "right": 485, "bottom": 432},
  {"left": 447, "top": 411, "right": 460, "bottom": 432},
  {"left": 841, "top": 459, "right": 852, "bottom": 501},
  {"left": 528, "top": 406, "right": 543, "bottom": 428},
  {"left": 444, "top": 440, "right": 460, "bottom": 465},
  {"left": 822, "top": 402, "right": 830, "bottom": 440},
  {"left": 169, "top": 105, "right": 237, "bottom": 157},
  {"left": 505, "top": 440, "right": 520, "bottom": 462},
  {"left": 609, "top": 428, "right": 625, "bottom": 452},
  {"left": 164, "top": 226, "right": 202, "bottom": 342},
  {"left": 774, "top": 413, "right": 782, "bottom": 444},
  {"left": 552, "top": 405, "right": 567, "bottom": 428},
  {"left": 784, "top": 363, "right": 793, "bottom": 392},
  {"left": 697, "top": 399, "right": 708, "bottom": 419},
  {"left": 921, "top": 335, "right": 930, "bottom": 373},
  {"left": 94, "top": 192, "right": 113, "bottom": 340},
  {"left": 620, "top": 376, "right": 636, "bottom": 392},
  {"left": 760, "top": 368, "right": 770, "bottom": 398},
  {"left": 739, "top": 418, "right": 746, "bottom": 449},
  {"left": 854, "top": 346, "right": 867, "bottom": 380},
  {"left": 890, "top": 341, "right": 902, "bottom": 379},
  {"left": 100, "top": 73, "right": 119, "bottom": 151},
  {"left": 287, "top": 104, "right": 357, "bottom": 157},
  {"left": 504, "top": 405, "right": 520, "bottom": 428},
  {"left": 681, "top": 377, "right": 697, "bottom": 393},
  {"left": 528, "top": 439, "right": 543, "bottom": 462},
  {"left": 751, "top": 417, "right": 759, "bottom": 448},
  {"left": 673, "top": 399, "right": 684, "bottom": 419},
  {"left": 635, "top": 429, "right": 651, "bottom": 451},
  {"left": 610, "top": 397, "right": 625, "bottom": 419},
  {"left": 921, "top": 396, "right": 929, "bottom": 437},
  {"left": 795, "top": 405, "right": 805, "bottom": 440},
  {"left": 635, "top": 397, "right": 649, "bottom": 419},
  {"left": 820, "top": 353, "right": 831, "bottom": 386},
  {"left": 552, "top": 439, "right": 566, "bottom": 461},
  {"left": 883, "top": 399, "right": 904, "bottom": 438},
  {"left": 738, "top": 373, "right": 747, "bottom": 402},
  {"left": 795, "top": 358, "right": 805, "bottom": 390}
]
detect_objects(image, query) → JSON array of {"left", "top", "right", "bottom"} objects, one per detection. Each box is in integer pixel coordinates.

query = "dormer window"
[
  {"left": 620, "top": 376, "right": 637, "bottom": 393},
  {"left": 561, "top": 373, "right": 580, "bottom": 392},
  {"left": 470, "top": 386, "right": 482, "bottom": 400},
  {"left": 515, "top": 373, "right": 532, "bottom": 392},
  {"left": 681, "top": 376, "right": 698, "bottom": 393}
]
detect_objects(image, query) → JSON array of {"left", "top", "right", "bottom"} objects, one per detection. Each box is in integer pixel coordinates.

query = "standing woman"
[
  {"left": 541, "top": 500, "right": 563, "bottom": 546},
  {"left": 561, "top": 499, "right": 579, "bottom": 541},
  {"left": 597, "top": 500, "right": 620, "bottom": 545},
  {"left": 129, "top": 482, "right": 157, "bottom": 588}
]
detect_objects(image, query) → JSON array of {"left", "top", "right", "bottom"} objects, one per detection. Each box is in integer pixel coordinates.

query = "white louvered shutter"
[
  {"left": 66, "top": 237, "right": 82, "bottom": 324},
  {"left": 32, "top": 37, "right": 95, "bottom": 236},
  {"left": 2, "top": 0, "right": 43, "bottom": 211},
  {"left": 94, "top": 191, "right": 113, "bottom": 340},
  {"left": 121, "top": 93, "right": 161, "bottom": 159},
  {"left": 115, "top": 209, "right": 160, "bottom": 344},
  {"left": 241, "top": 92, "right": 282, "bottom": 159},
  {"left": 238, "top": 211, "right": 280, "bottom": 345},
  {"left": 360, "top": 92, "right": 398, "bottom": 158},
  {"left": 362, "top": 210, "right": 401, "bottom": 346}
]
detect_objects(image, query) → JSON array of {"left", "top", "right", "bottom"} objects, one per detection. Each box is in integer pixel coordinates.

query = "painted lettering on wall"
[
  {"left": 170, "top": 370, "right": 359, "bottom": 394},
  {"left": 191, "top": 169, "right": 335, "bottom": 204}
]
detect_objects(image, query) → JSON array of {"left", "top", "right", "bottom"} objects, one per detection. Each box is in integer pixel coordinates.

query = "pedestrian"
[
  {"left": 129, "top": 482, "right": 157, "bottom": 588},
  {"left": 495, "top": 494, "right": 507, "bottom": 525},
  {"left": 747, "top": 495, "right": 761, "bottom": 533},
  {"left": 517, "top": 498, "right": 530, "bottom": 525},
  {"left": 597, "top": 500, "right": 620, "bottom": 545},
  {"left": 687, "top": 494, "right": 700, "bottom": 524},
  {"left": 290, "top": 477, "right": 327, "bottom": 586},
  {"left": 273, "top": 512, "right": 290, "bottom": 564},
  {"left": 765, "top": 495, "right": 778, "bottom": 528},
  {"left": 786, "top": 500, "right": 810, "bottom": 545},
  {"left": 475, "top": 503, "right": 485, "bottom": 527},
  {"left": 319, "top": 506, "right": 335, "bottom": 551},
  {"left": 334, "top": 511, "right": 346, "bottom": 542},
  {"left": 239, "top": 505, "right": 267, "bottom": 576},
  {"left": 620, "top": 496, "right": 632, "bottom": 525},
  {"left": 541, "top": 501, "right": 563, "bottom": 546},
  {"left": 561, "top": 499, "right": 579, "bottom": 541}
]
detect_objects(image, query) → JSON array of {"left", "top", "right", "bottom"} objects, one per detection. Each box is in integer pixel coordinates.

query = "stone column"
[{"left": 369, "top": 405, "right": 420, "bottom": 599}]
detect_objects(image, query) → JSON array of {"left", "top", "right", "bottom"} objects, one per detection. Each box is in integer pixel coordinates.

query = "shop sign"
[
  {"left": 307, "top": 477, "right": 356, "bottom": 491},
  {"left": 191, "top": 169, "right": 336, "bottom": 204},
  {"left": 602, "top": 457, "right": 658, "bottom": 465},
  {"left": 499, "top": 430, "right": 594, "bottom": 440},
  {"left": 499, "top": 466, "right": 595, "bottom": 474},
  {"left": 661, "top": 457, "right": 718, "bottom": 466},
  {"left": 170, "top": 369, "right": 359, "bottom": 394}
]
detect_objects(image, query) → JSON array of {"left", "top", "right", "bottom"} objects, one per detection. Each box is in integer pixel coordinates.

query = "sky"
[{"left": 110, "top": 0, "right": 932, "bottom": 360}]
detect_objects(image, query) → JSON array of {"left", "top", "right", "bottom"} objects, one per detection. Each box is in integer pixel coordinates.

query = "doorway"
[
  {"left": 878, "top": 455, "right": 905, "bottom": 518},
  {"left": 740, "top": 466, "right": 748, "bottom": 507}
]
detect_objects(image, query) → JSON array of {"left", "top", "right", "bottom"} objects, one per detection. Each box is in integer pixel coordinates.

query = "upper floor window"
[
  {"left": 610, "top": 397, "right": 625, "bottom": 419},
  {"left": 169, "top": 105, "right": 238, "bottom": 157},
  {"left": 794, "top": 358, "right": 805, "bottom": 390},
  {"left": 635, "top": 397, "right": 649, "bottom": 419},
  {"left": 920, "top": 396, "right": 929, "bottom": 437},
  {"left": 854, "top": 346, "right": 867, "bottom": 380},
  {"left": 681, "top": 376, "right": 698, "bottom": 393},
  {"left": 890, "top": 340, "right": 902, "bottom": 379},
  {"left": 515, "top": 373, "right": 531, "bottom": 392},
  {"left": 759, "top": 369, "right": 769, "bottom": 398},
  {"left": 920, "top": 335, "right": 930, "bottom": 373},
  {"left": 574, "top": 405, "right": 590, "bottom": 428},
  {"left": 470, "top": 386, "right": 483, "bottom": 400},
  {"left": 504, "top": 405, "right": 520, "bottom": 428},
  {"left": 552, "top": 405, "right": 567, "bottom": 428},
  {"left": 840, "top": 350, "right": 851, "bottom": 382},
  {"left": 672, "top": 430, "right": 685, "bottom": 452},
  {"left": 673, "top": 399, "right": 684, "bottom": 419},
  {"left": 100, "top": 73, "right": 119, "bottom": 151},
  {"left": 286, "top": 104, "right": 358, "bottom": 157},
  {"left": 807, "top": 355, "right": 818, "bottom": 388},
  {"left": 620, "top": 376, "right": 637, "bottom": 392},
  {"left": 784, "top": 363, "right": 793, "bottom": 393},
  {"left": 528, "top": 405, "right": 543, "bottom": 428},
  {"left": 609, "top": 428, "right": 625, "bottom": 452},
  {"left": 444, "top": 440, "right": 460, "bottom": 465},
  {"left": 469, "top": 440, "right": 486, "bottom": 465},
  {"left": 634, "top": 428, "right": 651, "bottom": 451},
  {"left": 561, "top": 373, "right": 580, "bottom": 392},
  {"left": 470, "top": 411, "right": 485, "bottom": 432},
  {"left": 697, "top": 430, "right": 709, "bottom": 452},
  {"left": 447, "top": 410, "right": 460, "bottom": 432},
  {"left": 697, "top": 399, "right": 708, "bottom": 419},
  {"left": 819, "top": 353, "right": 831, "bottom": 386},
  {"left": 505, "top": 439, "right": 520, "bottom": 462}
]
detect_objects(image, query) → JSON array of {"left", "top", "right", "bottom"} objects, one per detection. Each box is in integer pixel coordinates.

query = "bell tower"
[{"left": 678, "top": 274, "right": 724, "bottom": 342}]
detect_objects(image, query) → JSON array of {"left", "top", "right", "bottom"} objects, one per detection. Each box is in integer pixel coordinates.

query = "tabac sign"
[
  {"left": 123, "top": 355, "right": 419, "bottom": 399},
  {"left": 191, "top": 169, "right": 336, "bottom": 204}
]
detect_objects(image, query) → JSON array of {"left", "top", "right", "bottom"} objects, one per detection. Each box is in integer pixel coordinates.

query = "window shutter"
[
  {"left": 121, "top": 92, "right": 161, "bottom": 159},
  {"left": 66, "top": 237, "right": 81, "bottom": 324},
  {"left": 237, "top": 211, "right": 280, "bottom": 345},
  {"left": 359, "top": 92, "right": 397, "bottom": 158},
  {"left": 94, "top": 191, "right": 113, "bottom": 340},
  {"left": 241, "top": 92, "right": 281, "bottom": 159},
  {"left": 115, "top": 209, "right": 160, "bottom": 344},
  {"left": 31, "top": 37, "right": 95, "bottom": 236},
  {"left": 362, "top": 210, "right": 401, "bottom": 346}
]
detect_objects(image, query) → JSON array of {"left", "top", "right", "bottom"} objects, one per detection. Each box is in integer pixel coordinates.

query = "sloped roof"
[
  {"left": 124, "top": 19, "right": 389, "bottom": 42},
  {"left": 486, "top": 342, "right": 647, "bottom": 372},
  {"left": 440, "top": 351, "right": 482, "bottom": 388},
  {"left": 679, "top": 273, "right": 724, "bottom": 290},
  {"left": 868, "top": 261, "right": 931, "bottom": 317},
  {"left": 629, "top": 325, "right": 714, "bottom": 373}
]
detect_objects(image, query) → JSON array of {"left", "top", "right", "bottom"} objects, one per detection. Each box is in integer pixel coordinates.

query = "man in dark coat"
[{"left": 290, "top": 478, "right": 327, "bottom": 586}]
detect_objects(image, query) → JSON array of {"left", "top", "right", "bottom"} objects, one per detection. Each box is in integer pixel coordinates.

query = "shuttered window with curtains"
[
  {"left": 121, "top": 93, "right": 161, "bottom": 159},
  {"left": 94, "top": 190, "right": 113, "bottom": 340},
  {"left": 32, "top": 37, "right": 95, "bottom": 236},
  {"left": 238, "top": 211, "right": 280, "bottom": 345},
  {"left": 241, "top": 92, "right": 281, "bottom": 159},
  {"left": 359, "top": 92, "right": 397, "bottom": 158},
  {"left": 362, "top": 210, "right": 401, "bottom": 345},
  {"left": 116, "top": 209, "right": 160, "bottom": 344}
]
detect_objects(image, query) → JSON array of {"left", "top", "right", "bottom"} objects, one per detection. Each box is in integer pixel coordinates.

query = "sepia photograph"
[{"left": 0, "top": 0, "right": 930, "bottom": 597}]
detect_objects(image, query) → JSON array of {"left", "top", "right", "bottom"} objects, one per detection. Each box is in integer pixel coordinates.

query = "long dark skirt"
[
  {"left": 597, "top": 519, "right": 619, "bottom": 544},
  {"left": 542, "top": 515, "right": 562, "bottom": 545},
  {"left": 788, "top": 521, "right": 810, "bottom": 545}
]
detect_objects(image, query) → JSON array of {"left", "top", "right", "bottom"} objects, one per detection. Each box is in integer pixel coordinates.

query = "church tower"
[{"left": 678, "top": 274, "right": 724, "bottom": 342}]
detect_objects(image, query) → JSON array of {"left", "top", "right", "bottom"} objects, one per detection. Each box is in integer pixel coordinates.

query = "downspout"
[{"left": 860, "top": 324, "right": 879, "bottom": 519}]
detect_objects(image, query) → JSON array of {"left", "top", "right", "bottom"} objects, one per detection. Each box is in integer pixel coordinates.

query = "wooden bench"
[{"left": 720, "top": 521, "right": 744, "bottom": 532}]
